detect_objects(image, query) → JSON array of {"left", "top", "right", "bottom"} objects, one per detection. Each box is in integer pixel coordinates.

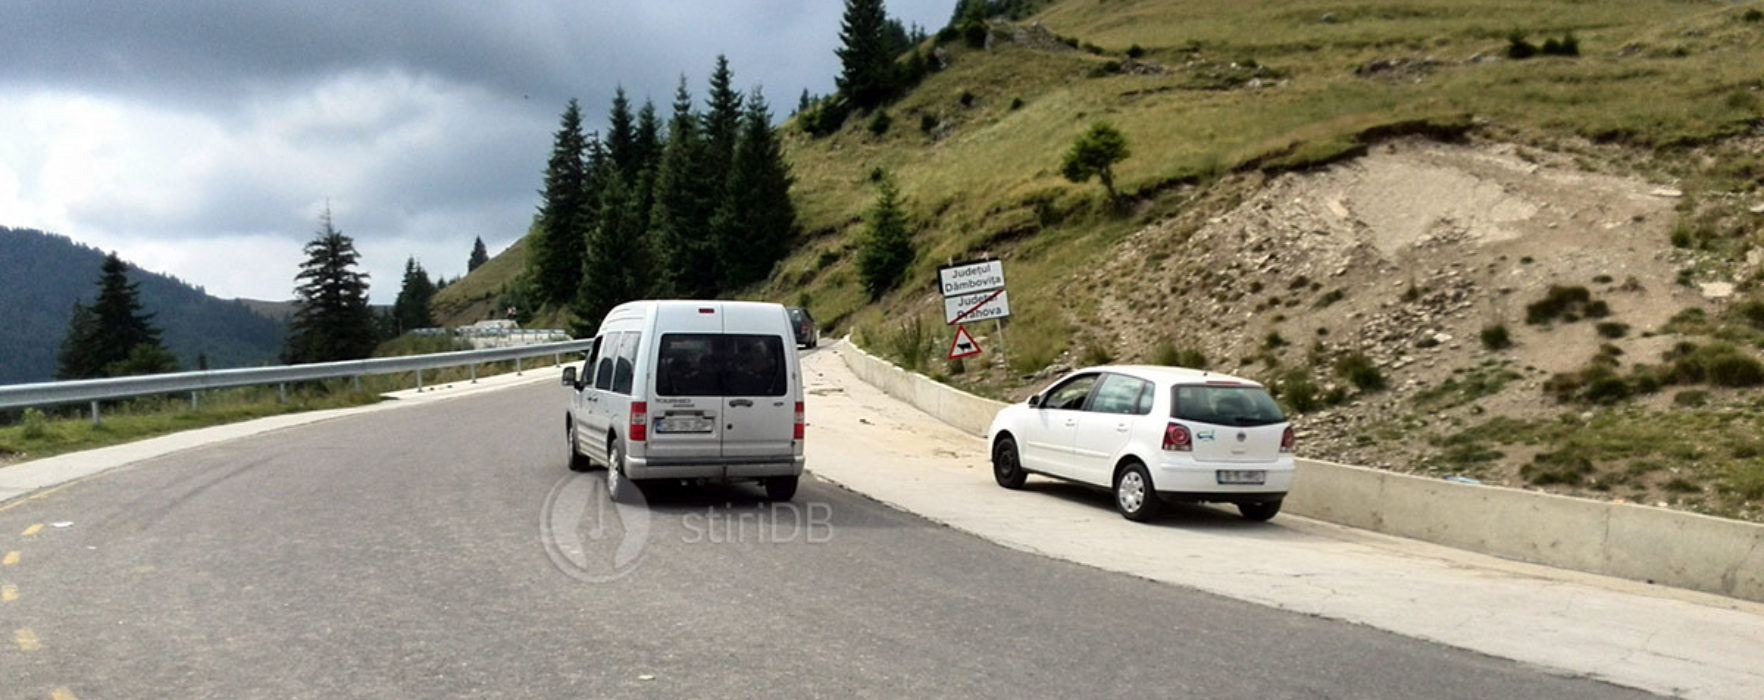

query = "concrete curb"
[{"left": 831, "top": 339, "right": 1764, "bottom": 602}]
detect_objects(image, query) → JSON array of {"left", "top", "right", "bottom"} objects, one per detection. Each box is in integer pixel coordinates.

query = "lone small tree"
[
  {"left": 1060, "top": 121, "right": 1131, "bottom": 203},
  {"left": 284, "top": 209, "right": 377, "bottom": 364},
  {"left": 857, "top": 174, "right": 913, "bottom": 299},
  {"left": 467, "top": 237, "right": 489, "bottom": 272},
  {"left": 392, "top": 257, "right": 437, "bottom": 333}
]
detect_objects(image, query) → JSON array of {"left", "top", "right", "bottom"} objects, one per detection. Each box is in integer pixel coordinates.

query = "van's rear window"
[
  {"left": 1171, "top": 384, "right": 1286, "bottom": 427},
  {"left": 656, "top": 334, "right": 787, "bottom": 397}
]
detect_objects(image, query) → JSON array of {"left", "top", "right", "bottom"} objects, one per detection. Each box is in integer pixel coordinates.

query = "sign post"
[{"left": 937, "top": 259, "right": 1010, "bottom": 366}]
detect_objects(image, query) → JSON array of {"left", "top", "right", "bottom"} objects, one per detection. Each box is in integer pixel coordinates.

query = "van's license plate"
[
  {"left": 1216, "top": 470, "right": 1266, "bottom": 485},
  {"left": 656, "top": 415, "right": 712, "bottom": 433}
]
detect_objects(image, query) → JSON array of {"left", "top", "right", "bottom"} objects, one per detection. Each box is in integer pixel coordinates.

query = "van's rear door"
[
  {"left": 718, "top": 305, "right": 795, "bottom": 461},
  {"left": 646, "top": 306, "right": 725, "bottom": 463}
]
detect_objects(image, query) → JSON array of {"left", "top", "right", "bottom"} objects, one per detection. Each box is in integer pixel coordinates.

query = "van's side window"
[
  {"left": 612, "top": 332, "right": 640, "bottom": 395},
  {"left": 594, "top": 333, "right": 620, "bottom": 391}
]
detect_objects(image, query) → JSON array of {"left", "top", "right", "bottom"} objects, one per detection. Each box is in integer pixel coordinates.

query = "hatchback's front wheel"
[
  {"left": 993, "top": 437, "right": 1027, "bottom": 489},
  {"left": 1115, "top": 462, "right": 1162, "bottom": 522}
]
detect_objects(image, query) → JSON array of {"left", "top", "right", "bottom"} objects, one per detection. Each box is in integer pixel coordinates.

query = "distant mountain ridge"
[{"left": 0, "top": 226, "right": 286, "bottom": 385}]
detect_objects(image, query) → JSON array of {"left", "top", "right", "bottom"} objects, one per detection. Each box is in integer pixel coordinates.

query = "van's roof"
[
  {"left": 1083, "top": 364, "right": 1265, "bottom": 388},
  {"left": 610, "top": 299, "right": 786, "bottom": 312}
]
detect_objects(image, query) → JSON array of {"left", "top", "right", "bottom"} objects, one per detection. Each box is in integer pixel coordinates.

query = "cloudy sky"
[{"left": 0, "top": 0, "right": 954, "bottom": 303}]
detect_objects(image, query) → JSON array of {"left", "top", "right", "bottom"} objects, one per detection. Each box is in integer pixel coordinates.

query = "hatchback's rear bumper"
[
  {"left": 625, "top": 454, "right": 804, "bottom": 481},
  {"left": 1151, "top": 459, "right": 1295, "bottom": 498}
]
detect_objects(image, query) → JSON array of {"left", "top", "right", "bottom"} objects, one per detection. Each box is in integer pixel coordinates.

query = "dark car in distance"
[{"left": 786, "top": 306, "right": 817, "bottom": 348}]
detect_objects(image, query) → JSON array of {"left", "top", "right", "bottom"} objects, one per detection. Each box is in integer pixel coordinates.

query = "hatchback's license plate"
[
  {"left": 1216, "top": 470, "right": 1266, "bottom": 485},
  {"left": 656, "top": 415, "right": 712, "bottom": 433}
]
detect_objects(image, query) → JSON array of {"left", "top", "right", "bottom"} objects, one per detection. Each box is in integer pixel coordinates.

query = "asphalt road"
[{"left": 0, "top": 362, "right": 1654, "bottom": 698}]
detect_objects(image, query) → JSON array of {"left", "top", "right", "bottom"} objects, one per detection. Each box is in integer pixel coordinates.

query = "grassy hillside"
[{"left": 769, "top": 0, "right": 1763, "bottom": 343}]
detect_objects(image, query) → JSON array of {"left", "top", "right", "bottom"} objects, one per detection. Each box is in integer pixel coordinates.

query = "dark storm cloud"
[{"left": 0, "top": 0, "right": 956, "bottom": 301}]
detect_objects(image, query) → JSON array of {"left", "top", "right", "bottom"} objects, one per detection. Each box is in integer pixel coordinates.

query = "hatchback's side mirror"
[
  {"left": 1027, "top": 394, "right": 1043, "bottom": 409},
  {"left": 561, "top": 366, "right": 577, "bottom": 387}
]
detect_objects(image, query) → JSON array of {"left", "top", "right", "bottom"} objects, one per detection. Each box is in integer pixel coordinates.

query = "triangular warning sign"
[{"left": 948, "top": 325, "right": 982, "bottom": 360}]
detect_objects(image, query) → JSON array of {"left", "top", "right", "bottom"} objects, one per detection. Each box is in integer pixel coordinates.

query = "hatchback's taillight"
[
  {"left": 630, "top": 401, "right": 647, "bottom": 442},
  {"left": 1280, "top": 426, "right": 1294, "bottom": 453},
  {"left": 1162, "top": 423, "right": 1191, "bottom": 452},
  {"left": 794, "top": 401, "right": 805, "bottom": 440}
]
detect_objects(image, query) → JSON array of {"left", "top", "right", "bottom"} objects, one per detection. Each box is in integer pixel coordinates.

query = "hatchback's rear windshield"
[
  {"left": 1171, "top": 384, "right": 1286, "bottom": 427},
  {"left": 655, "top": 333, "right": 788, "bottom": 397}
]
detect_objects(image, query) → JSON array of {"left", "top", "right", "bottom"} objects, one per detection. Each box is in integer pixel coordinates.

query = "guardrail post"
[
  {"left": 469, "top": 363, "right": 477, "bottom": 384},
  {"left": 190, "top": 391, "right": 199, "bottom": 411},
  {"left": 278, "top": 383, "right": 287, "bottom": 404},
  {"left": 516, "top": 357, "right": 523, "bottom": 375},
  {"left": 416, "top": 368, "right": 424, "bottom": 392},
  {"left": 90, "top": 400, "right": 100, "bottom": 427},
  {"left": 352, "top": 375, "right": 361, "bottom": 392}
]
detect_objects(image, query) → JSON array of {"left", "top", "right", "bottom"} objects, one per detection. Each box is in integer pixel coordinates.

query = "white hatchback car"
[{"left": 986, "top": 366, "right": 1295, "bottom": 522}]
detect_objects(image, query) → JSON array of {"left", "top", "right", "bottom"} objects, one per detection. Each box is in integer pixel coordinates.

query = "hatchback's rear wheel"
[
  {"left": 992, "top": 437, "right": 1027, "bottom": 489},
  {"left": 1238, "top": 499, "right": 1282, "bottom": 522},
  {"left": 1115, "top": 462, "right": 1162, "bottom": 522}
]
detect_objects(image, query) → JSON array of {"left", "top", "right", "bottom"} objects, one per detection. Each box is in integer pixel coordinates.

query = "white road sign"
[
  {"left": 944, "top": 289, "right": 1011, "bottom": 325},
  {"left": 938, "top": 260, "right": 1006, "bottom": 297}
]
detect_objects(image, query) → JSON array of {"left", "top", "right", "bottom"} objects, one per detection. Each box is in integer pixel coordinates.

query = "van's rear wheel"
[
  {"left": 764, "top": 475, "right": 799, "bottom": 502},
  {"left": 567, "top": 420, "right": 592, "bottom": 472},
  {"left": 606, "top": 441, "right": 639, "bottom": 504}
]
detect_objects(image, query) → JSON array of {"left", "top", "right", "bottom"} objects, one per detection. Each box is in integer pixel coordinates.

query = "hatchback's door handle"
[
  {"left": 729, "top": 399, "right": 754, "bottom": 408},
  {"left": 1116, "top": 424, "right": 1130, "bottom": 432},
  {"left": 1064, "top": 419, "right": 1077, "bottom": 427}
]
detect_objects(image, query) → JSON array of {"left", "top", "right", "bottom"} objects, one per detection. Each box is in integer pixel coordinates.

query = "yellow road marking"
[
  {"left": 1, "top": 584, "right": 16, "bottom": 602},
  {"left": 2, "top": 551, "right": 17, "bottom": 566},
  {"left": 52, "top": 688, "right": 79, "bottom": 700},
  {"left": 14, "top": 627, "right": 41, "bottom": 651},
  {"left": 21, "top": 523, "right": 42, "bottom": 536}
]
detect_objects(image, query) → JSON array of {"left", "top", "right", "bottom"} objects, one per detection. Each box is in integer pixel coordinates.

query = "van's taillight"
[
  {"left": 793, "top": 401, "right": 805, "bottom": 440},
  {"left": 1280, "top": 426, "right": 1294, "bottom": 453},
  {"left": 630, "top": 401, "right": 647, "bottom": 442},
  {"left": 1162, "top": 423, "right": 1191, "bottom": 452}
]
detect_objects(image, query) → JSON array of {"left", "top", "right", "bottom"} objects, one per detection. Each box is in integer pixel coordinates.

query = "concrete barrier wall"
[{"left": 832, "top": 340, "right": 1764, "bottom": 602}]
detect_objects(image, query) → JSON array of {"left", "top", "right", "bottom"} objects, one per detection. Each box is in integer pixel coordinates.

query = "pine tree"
[
  {"left": 652, "top": 77, "right": 722, "bottom": 298},
  {"left": 712, "top": 87, "right": 798, "bottom": 289},
  {"left": 797, "top": 89, "right": 813, "bottom": 116},
  {"left": 392, "top": 257, "right": 437, "bottom": 333},
  {"left": 571, "top": 171, "right": 653, "bottom": 335},
  {"left": 858, "top": 175, "right": 914, "bottom": 299},
  {"left": 531, "top": 100, "right": 591, "bottom": 307},
  {"left": 836, "top": 0, "right": 895, "bottom": 110},
  {"left": 635, "top": 100, "right": 664, "bottom": 175},
  {"left": 284, "top": 209, "right": 377, "bottom": 364},
  {"left": 468, "top": 236, "right": 489, "bottom": 271},
  {"left": 703, "top": 55, "right": 744, "bottom": 179},
  {"left": 56, "top": 252, "right": 175, "bottom": 378},
  {"left": 605, "top": 87, "right": 639, "bottom": 178}
]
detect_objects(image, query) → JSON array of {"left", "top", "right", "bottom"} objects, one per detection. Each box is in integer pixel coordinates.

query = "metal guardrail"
[{"left": 0, "top": 339, "right": 595, "bottom": 420}]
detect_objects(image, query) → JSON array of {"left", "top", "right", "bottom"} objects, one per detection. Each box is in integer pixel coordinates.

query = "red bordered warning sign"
[{"left": 948, "top": 325, "right": 982, "bottom": 360}]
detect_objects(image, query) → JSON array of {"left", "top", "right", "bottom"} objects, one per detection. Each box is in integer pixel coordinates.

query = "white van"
[{"left": 561, "top": 300, "right": 805, "bottom": 503}]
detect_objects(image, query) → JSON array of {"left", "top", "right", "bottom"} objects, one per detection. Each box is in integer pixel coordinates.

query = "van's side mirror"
[
  {"left": 1027, "top": 394, "right": 1043, "bottom": 409},
  {"left": 561, "top": 366, "right": 577, "bottom": 388}
]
